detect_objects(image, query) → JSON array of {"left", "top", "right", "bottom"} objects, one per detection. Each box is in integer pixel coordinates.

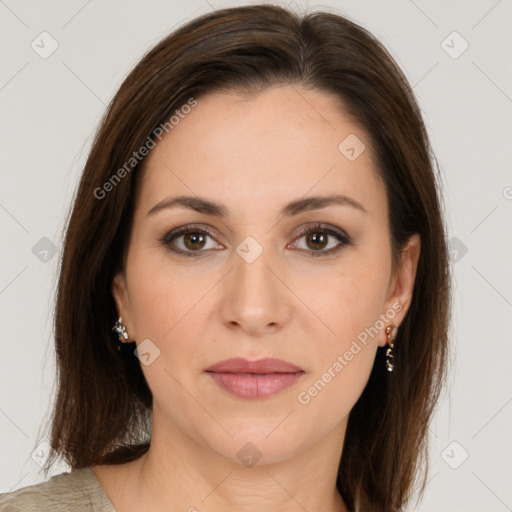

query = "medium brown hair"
[{"left": 39, "top": 5, "right": 451, "bottom": 511}]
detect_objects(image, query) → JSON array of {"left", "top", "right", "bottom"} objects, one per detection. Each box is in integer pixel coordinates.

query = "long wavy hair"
[{"left": 38, "top": 5, "right": 451, "bottom": 511}]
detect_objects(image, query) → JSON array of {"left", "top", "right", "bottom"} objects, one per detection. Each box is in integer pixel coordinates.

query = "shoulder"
[{"left": 0, "top": 467, "right": 116, "bottom": 512}]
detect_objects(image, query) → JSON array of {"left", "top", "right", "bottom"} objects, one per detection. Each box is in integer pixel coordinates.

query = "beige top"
[{"left": 0, "top": 467, "right": 116, "bottom": 511}]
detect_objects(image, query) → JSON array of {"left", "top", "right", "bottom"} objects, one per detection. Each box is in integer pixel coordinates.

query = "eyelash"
[{"left": 161, "top": 223, "right": 351, "bottom": 258}]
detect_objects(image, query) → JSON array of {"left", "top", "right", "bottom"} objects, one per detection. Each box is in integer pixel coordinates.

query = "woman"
[{"left": 0, "top": 4, "right": 450, "bottom": 511}]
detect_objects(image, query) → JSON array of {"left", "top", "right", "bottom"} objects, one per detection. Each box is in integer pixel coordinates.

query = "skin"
[{"left": 91, "top": 85, "right": 420, "bottom": 512}]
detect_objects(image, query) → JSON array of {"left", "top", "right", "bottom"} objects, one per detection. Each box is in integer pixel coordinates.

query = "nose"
[{"left": 218, "top": 242, "right": 291, "bottom": 336}]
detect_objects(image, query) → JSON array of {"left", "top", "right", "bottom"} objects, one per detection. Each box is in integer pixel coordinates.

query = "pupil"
[
  {"left": 308, "top": 232, "right": 326, "bottom": 250},
  {"left": 185, "top": 233, "right": 205, "bottom": 249}
]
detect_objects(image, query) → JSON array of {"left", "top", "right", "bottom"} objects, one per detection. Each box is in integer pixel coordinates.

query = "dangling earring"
[
  {"left": 385, "top": 324, "right": 397, "bottom": 372},
  {"left": 113, "top": 316, "right": 130, "bottom": 351}
]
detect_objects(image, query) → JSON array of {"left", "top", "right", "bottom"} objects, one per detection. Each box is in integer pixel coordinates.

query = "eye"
[
  {"left": 161, "top": 225, "right": 223, "bottom": 257},
  {"left": 289, "top": 223, "right": 351, "bottom": 257},
  {"left": 161, "top": 223, "right": 351, "bottom": 258}
]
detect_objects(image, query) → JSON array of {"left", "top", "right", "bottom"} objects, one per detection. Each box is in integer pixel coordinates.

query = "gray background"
[{"left": 1, "top": 0, "right": 511, "bottom": 510}]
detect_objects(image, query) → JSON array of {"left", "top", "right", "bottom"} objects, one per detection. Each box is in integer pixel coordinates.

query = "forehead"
[{"left": 136, "top": 86, "right": 384, "bottom": 216}]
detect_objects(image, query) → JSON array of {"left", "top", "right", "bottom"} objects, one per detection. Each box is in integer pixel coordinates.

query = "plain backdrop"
[{"left": 1, "top": 1, "right": 511, "bottom": 510}]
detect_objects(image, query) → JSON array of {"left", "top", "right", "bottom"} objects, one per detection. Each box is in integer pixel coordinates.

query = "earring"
[
  {"left": 113, "top": 316, "right": 130, "bottom": 351},
  {"left": 385, "top": 324, "right": 397, "bottom": 372}
]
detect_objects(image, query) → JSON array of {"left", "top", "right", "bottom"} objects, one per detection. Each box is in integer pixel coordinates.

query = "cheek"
[
  {"left": 292, "top": 254, "right": 389, "bottom": 406},
  {"left": 293, "top": 272, "right": 386, "bottom": 425},
  {"left": 293, "top": 349, "right": 376, "bottom": 441},
  {"left": 297, "top": 256, "right": 390, "bottom": 350},
  {"left": 125, "top": 265, "right": 208, "bottom": 425},
  {"left": 127, "top": 243, "right": 202, "bottom": 326},
  {"left": 126, "top": 253, "right": 218, "bottom": 376}
]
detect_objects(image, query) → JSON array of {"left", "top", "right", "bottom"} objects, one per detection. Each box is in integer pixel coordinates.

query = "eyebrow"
[{"left": 146, "top": 193, "right": 367, "bottom": 218}]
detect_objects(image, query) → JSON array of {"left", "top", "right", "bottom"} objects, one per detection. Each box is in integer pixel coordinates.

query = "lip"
[
  {"left": 205, "top": 357, "right": 303, "bottom": 374},
  {"left": 205, "top": 358, "right": 305, "bottom": 399}
]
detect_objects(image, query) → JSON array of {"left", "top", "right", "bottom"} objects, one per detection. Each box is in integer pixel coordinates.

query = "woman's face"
[{"left": 113, "top": 86, "right": 419, "bottom": 465}]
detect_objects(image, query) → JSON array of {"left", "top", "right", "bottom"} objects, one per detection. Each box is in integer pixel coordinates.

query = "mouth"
[{"left": 205, "top": 358, "right": 305, "bottom": 399}]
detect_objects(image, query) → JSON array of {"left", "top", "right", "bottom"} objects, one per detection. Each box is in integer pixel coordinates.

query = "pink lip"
[
  {"left": 206, "top": 357, "right": 303, "bottom": 374},
  {"left": 205, "top": 358, "right": 305, "bottom": 399}
]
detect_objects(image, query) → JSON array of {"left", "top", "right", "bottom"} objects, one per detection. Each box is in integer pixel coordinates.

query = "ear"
[
  {"left": 112, "top": 271, "right": 135, "bottom": 340},
  {"left": 378, "top": 233, "right": 421, "bottom": 347}
]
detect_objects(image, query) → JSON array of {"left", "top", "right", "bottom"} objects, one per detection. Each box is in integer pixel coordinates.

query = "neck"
[{"left": 129, "top": 411, "right": 348, "bottom": 512}]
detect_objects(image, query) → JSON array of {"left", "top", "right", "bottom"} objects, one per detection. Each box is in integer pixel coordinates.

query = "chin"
[{"left": 198, "top": 418, "right": 317, "bottom": 466}]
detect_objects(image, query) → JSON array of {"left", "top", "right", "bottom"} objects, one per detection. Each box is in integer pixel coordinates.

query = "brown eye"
[
  {"left": 305, "top": 231, "right": 329, "bottom": 251},
  {"left": 291, "top": 224, "right": 351, "bottom": 257},
  {"left": 183, "top": 232, "right": 207, "bottom": 251},
  {"left": 162, "top": 225, "right": 222, "bottom": 257}
]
